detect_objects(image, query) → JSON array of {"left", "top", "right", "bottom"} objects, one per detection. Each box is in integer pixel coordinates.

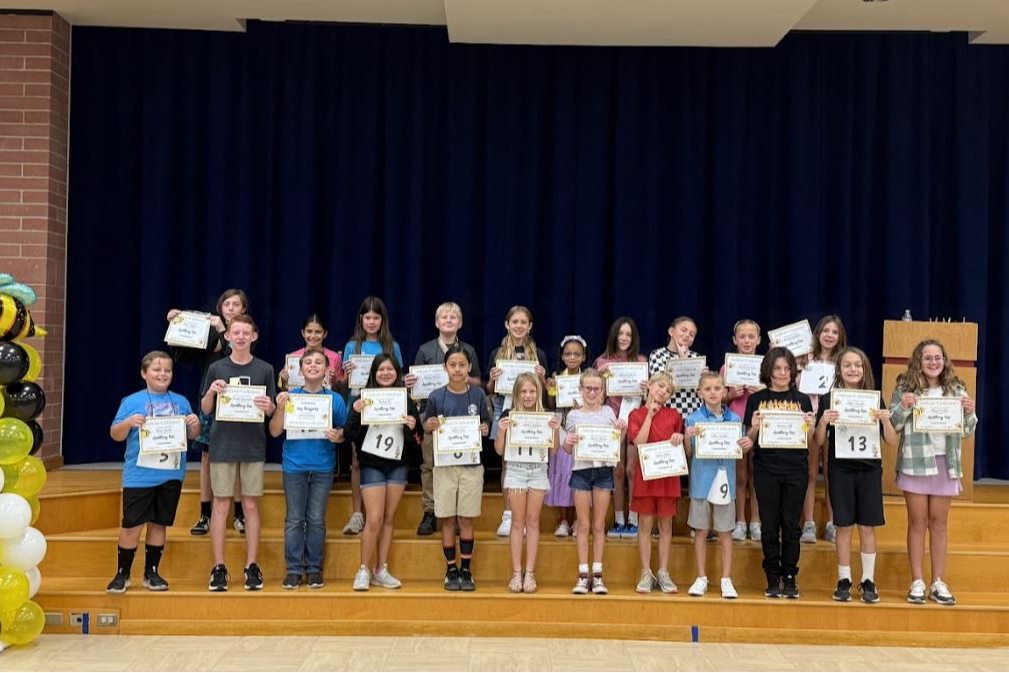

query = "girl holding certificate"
[
  {"left": 279, "top": 314, "right": 344, "bottom": 390},
  {"left": 544, "top": 336, "right": 587, "bottom": 538},
  {"left": 814, "top": 348, "right": 896, "bottom": 603},
  {"left": 495, "top": 373, "right": 560, "bottom": 593},
  {"left": 890, "top": 340, "right": 978, "bottom": 606}
]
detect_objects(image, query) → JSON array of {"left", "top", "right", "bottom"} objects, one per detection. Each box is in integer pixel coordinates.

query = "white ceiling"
[{"left": 4, "top": 0, "right": 1009, "bottom": 45}]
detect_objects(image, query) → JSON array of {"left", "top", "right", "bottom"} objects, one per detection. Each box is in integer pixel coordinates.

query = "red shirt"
[{"left": 628, "top": 406, "right": 684, "bottom": 498}]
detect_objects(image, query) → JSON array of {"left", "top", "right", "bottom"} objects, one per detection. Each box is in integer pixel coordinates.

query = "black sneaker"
[
  {"left": 459, "top": 568, "right": 476, "bottom": 592},
  {"left": 142, "top": 570, "right": 169, "bottom": 592},
  {"left": 282, "top": 573, "right": 302, "bottom": 590},
  {"left": 245, "top": 563, "right": 264, "bottom": 591},
  {"left": 106, "top": 570, "right": 130, "bottom": 594},
  {"left": 706, "top": 530, "right": 718, "bottom": 542},
  {"left": 306, "top": 572, "right": 324, "bottom": 589},
  {"left": 190, "top": 514, "right": 210, "bottom": 536},
  {"left": 417, "top": 511, "right": 437, "bottom": 536},
  {"left": 209, "top": 564, "right": 229, "bottom": 592},
  {"left": 234, "top": 514, "right": 247, "bottom": 536},
  {"left": 833, "top": 578, "right": 852, "bottom": 602},
  {"left": 444, "top": 565, "right": 461, "bottom": 591},
  {"left": 764, "top": 578, "right": 781, "bottom": 598},
  {"left": 859, "top": 579, "right": 880, "bottom": 604},
  {"left": 782, "top": 575, "right": 800, "bottom": 599}
]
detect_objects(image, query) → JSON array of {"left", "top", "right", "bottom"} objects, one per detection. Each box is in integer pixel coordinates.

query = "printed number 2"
[
  {"left": 847, "top": 436, "right": 868, "bottom": 452},
  {"left": 375, "top": 434, "right": 395, "bottom": 452}
]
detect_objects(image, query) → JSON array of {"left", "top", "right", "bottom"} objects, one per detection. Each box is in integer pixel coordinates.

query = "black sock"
[
  {"left": 200, "top": 500, "right": 211, "bottom": 517},
  {"left": 145, "top": 544, "right": 164, "bottom": 576},
  {"left": 443, "top": 545, "right": 457, "bottom": 567},
  {"left": 234, "top": 501, "right": 244, "bottom": 518},
  {"left": 460, "top": 538, "right": 474, "bottom": 572},
  {"left": 117, "top": 546, "right": 137, "bottom": 576}
]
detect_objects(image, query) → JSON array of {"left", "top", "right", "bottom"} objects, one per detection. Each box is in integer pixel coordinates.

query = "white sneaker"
[
  {"left": 907, "top": 579, "right": 927, "bottom": 604},
  {"left": 688, "top": 576, "right": 708, "bottom": 597},
  {"left": 656, "top": 569, "right": 677, "bottom": 594},
  {"left": 591, "top": 574, "right": 609, "bottom": 595},
  {"left": 930, "top": 578, "right": 956, "bottom": 606},
  {"left": 636, "top": 569, "right": 656, "bottom": 594},
  {"left": 343, "top": 512, "right": 365, "bottom": 535},
  {"left": 572, "top": 574, "right": 590, "bottom": 594},
  {"left": 720, "top": 577, "right": 738, "bottom": 599},
  {"left": 370, "top": 564, "right": 402, "bottom": 589},
  {"left": 555, "top": 521, "right": 570, "bottom": 538},
  {"left": 749, "top": 522, "right": 762, "bottom": 542},
  {"left": 824, "top": 521, "right": 837, "bottom": 543},
  {"left": 352, "top": 565, "right": 370, "bottom": 591},
  {"left": 800, "top": 521, "right": 817, "bottom": 544},
  {"left": 496, "top": 511, "right": 512, "bottom": 537},
  {"left": 730, "top": 521, "right": 747, "bottom": 541}
]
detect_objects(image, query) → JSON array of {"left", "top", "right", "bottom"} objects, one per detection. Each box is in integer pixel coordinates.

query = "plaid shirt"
[{"left": 889, "top": 386, "right": 978, "bottom": 479}]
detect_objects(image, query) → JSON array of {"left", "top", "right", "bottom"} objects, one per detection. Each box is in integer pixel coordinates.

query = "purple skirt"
[
  {"left": 545, "top": 435, "right": 574, "bottom": 507},
  {"left": 897, "top": 455, "right": 962, "bottom": 497}
]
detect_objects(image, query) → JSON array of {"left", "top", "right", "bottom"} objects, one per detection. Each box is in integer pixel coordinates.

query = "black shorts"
[
  {"left": 828, "top": 466, "right": 884, "bottom": 528},
  {"left": 122, "top": 480, "right": 183, "bottom": 528},
  {"left": 195, "top": 441, "right": 209, "bottom": 453}
]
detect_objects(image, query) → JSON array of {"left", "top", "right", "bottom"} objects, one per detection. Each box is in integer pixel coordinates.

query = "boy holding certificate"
[
  {"left": 201, "top": 315, "right": 277, "bottom": 592},
  {"left": 107, "top": 351, "right": 201, "bottom": 593},
  {"left": 684, "top": 372, "right": 753, "bottom": 599},
  {"left": 721, "top": 319, "right": 763, "bottom": 542},
  {"left": 269, "top": 348, "right": 349, "bottom": 590},
  {"left": 744, "top": 347, "right": 815, "bottom": 600}
]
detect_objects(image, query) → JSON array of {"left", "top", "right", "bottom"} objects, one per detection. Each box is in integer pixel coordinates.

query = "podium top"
[{"left": 882, "top": 320, "right": 978, "bottom": 362}]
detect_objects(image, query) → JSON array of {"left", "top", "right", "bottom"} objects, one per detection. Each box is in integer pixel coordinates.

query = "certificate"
[
  {"left": 139, "top": 416, "right": 188, "bottom": 454},
  {"left": 434, "top": 415, "right": 483, "bottom": 454},
  {"left": 666, "top": 357, "right": 706, "bottom": 390},
  {"left": 769, "top": 320, "right": 814, "bottom": 357},
  {"left": 348, "top": 355, "right": 376, "bottom": 389},
  {"left": 494, "top": 359, "right": 538, "bottom": 395},
  {"left": 283, "top": 393, "right": 332, "bottom": 431},
  {"left": 913, "top": 397, "right": 964, "bottom": 433},
  {"left": 506, "top": 412, "right": 555, "bottom": 450},
  {"left": 574, "top": 424, "right": 621, "bottom": 463},
  {"left": 361, "top": 388, "right": 409, "bottom": 425},
  {"left": 835, "top": 424, "right": 882, "bottom": 460},
  {"left": 758, "top": 411, "right": 808, "bottom": 449},
  {"left": 723, "top": 354, "right": 763, "bottom": 387},
  {"left": 285, "top": 354, "right": 306, "bottom": 388},
  {"left": 637, "top": 440, "right": 689, "bottom": 480},
  {"left": 409, "top": 365, "right": 450, "bottom": 400},
  {"left": 798, "top": 361, "right": 836, "bottom": 396},
  {"left": 830, "top": 389, "right": 880, "bottom": 427},
  {"left": 694, "top": 422, "right": 744, "bottom": 459},
  {"left": 434, "top": 447, "right": 481, "bottom": 467},
  {"left": 215, "top": 385, "right": 267, "bottom": 423},
  {"left": 553, "top": 374, "right": 582, "bottom": 409},
  {"left": 164, "top": 311, "right": 211, "bottom": 349},
  {"left": 605, "top": 362, "right": 648, "bottom": 396}
]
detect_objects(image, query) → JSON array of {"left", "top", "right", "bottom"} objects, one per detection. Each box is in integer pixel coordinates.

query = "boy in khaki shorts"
[
  {"left": 201, "top": 314, "right": 276, "bottom": 592},
  {"left": 422, "top": 344, "right": 491, "bottom": 592}
]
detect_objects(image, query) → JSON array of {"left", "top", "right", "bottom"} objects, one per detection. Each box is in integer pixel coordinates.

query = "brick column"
[{"left": 0, "top": 10, "right": 69, "bottom": 465}]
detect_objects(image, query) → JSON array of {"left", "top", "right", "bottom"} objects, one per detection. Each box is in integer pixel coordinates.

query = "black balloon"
[
  {"left": 27, "top": 419, "right": 42, "bottom": 456},
  {"left": 1, "top": 381, "right": 45, "bottom": 421},
  {"left": 0, "top": 341, "right": 28, "bottom": 385}
]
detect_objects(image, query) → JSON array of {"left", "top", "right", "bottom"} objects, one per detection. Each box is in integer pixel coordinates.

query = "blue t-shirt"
[
  {"left": 423, "top": 385, "right": 492, "bottom": 425},
  {"left": 685, "top": 405, "right": 742, "bottom": 500},
  {"left": 343, "top": 339, "right": 404, "bottom": 367},
  {"left": 282, "top": 388, "right": 349, "bottom": 473},
  {"left": 112, "top": 389, "right": 193, "bottom": 488}
]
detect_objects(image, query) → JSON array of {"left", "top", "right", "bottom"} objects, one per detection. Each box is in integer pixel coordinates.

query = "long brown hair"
[
  {"left": 498, "top": 305, "right": 540, "bottom": 363},
  {"left": 349, "top": 296, "right": 396, "bottom": 357},
  {"left": 603, "top": 317, "right": 640, "bottom": 361},
  {"left": 896, "top": 339, "right": 964, "bottom": 395},
  {"left": 811, "top": 315, "right": 848, "bottom": 363},
  {"left": 835, "top": 347, "right": 874, "bottom": 391}
]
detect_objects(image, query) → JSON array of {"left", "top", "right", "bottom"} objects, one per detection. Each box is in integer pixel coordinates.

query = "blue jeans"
[{"left": 283, "top": 470, "right": 334, "bottom": 574}]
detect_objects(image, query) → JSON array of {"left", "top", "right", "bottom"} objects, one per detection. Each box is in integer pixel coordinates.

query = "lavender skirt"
[
  {"left": 545, "top": 430, "right": 574, "bottom": 507},
  {"left": 897, "top": 455, "right": 963, "bottom": 497}
]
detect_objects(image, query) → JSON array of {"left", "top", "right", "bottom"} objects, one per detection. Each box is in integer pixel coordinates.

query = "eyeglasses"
[
  {"left": 581, "top": 386, "right": 603, "bottom": 393},
  {"left": 922, "top": 356, "right": 945, "bottom": 364}
]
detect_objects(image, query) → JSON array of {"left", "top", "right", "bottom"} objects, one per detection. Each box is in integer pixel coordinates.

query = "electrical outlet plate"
[
  {"left": 44, "top": 612, "right": 63, "bottom": 626},
  {"left": 97, "top": 614, "right": 118, "bottom": 627},
  {"left": 69, "top": 612, "right": 85, "bottom": 626}
]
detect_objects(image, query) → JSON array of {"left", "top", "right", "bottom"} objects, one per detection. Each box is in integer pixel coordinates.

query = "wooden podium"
[{"left": 881, "top": 320, "right": 978, "bottom": 500}]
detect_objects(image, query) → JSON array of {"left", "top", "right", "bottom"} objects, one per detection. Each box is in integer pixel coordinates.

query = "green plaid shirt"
[{"left": 889, "top": 387, "right": 978, "bottom": 479}]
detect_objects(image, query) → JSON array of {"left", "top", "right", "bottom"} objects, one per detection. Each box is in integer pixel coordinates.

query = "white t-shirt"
[
  {"left": 924, "top": 386, "right": 947, "bottom": 457},
  {"left": 565, "top": 406, "right": 618, "bottom": 471}
]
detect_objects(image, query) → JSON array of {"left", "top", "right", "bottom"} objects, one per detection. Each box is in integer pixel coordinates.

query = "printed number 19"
[{"left": 375, "top": 434, "right": 395, "bottom": 452}]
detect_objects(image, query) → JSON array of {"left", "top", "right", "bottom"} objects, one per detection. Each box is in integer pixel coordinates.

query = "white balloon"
[
  {"left": 24, "top": 566, "right": 40, "bottom": 599},
  {"left": 0, "top": 493, "right": 30, "bottom": 538},
  {"left": 0, "top": 527, "right": 46, "bottom": 571}
]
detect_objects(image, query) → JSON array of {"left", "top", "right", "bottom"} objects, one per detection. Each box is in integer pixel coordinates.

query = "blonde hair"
[
  {"left": 498, "top": 305, "right": 540, "bottom": 363},
  {"left": 435, "top": 302, "right": 462, "bottom": 321},
  {"left": 733, "top": 319, "right": 761, "bottom": 335},
  {"left": 698, "top": 371, "right": 723, "bottom": 387},
  {"left": 510, "top": 372, "right": 545, "bottom": 412},
  {"left": 649, "top": 371, "right": 675, "bottom": 389},
  {"left": 579, "top": 368, "right": 604, "bottom": 389}
]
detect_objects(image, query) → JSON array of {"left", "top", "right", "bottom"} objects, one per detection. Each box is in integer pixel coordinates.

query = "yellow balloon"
[
  {"left": 0, "top": 599, "right": 44, "bottom": 645},
  {"left": 1, "top": 457, "right": 45, "bottom": 498},
  {"left": 13, "top": 342, "right": 40, "bottom": 383},
  {"left": 0, "top": 567, "right": 28, "bottom": 613},
  {"left": 26, "top": 496, "right": 38, "bottom": 525},
  {"left": 0, "top": 419, "right": 31, "bottom": 466}
]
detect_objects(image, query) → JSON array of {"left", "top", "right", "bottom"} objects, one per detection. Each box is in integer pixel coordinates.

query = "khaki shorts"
[
  {"left": 687, "top": 498, "right": 735, "bottom": 533},
  {"left": 433, "top": 464, "right": 484, "bottom": 518},
  {"left": 210, "top": 461, "right": 265, "bottom": 498}
]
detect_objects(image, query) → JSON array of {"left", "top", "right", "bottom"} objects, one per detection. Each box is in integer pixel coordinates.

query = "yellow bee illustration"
[{"left": 0, "top": 295, "right": 46, "bottom": 341}]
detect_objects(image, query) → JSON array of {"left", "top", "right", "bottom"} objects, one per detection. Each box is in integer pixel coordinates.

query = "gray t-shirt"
[{"left": 200, "top": 356, "right": 277, "bottom": 463}]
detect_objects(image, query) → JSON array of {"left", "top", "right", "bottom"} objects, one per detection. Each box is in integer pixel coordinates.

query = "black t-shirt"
[
  {"left": 744, "top": 387, "right": 813, "bottom": 476},
  {"left": 347, "top": 396, "right": 423, "bottom": 469},
  {"left": 816, "top": 391, "right": 884, "bottom": 473},
  {"left": 486, "top": 345, "right": 549, "bottom": 393}
]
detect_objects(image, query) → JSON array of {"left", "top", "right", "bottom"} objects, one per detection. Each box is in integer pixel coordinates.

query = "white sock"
[
  {"left": 628, "top": 511, "right": 638, "bottom": 526},
  {"left": 578, "top": 563, "right": 589, "bottom": 575},
  {"left": 615, "top": 511, "right": 626, "bottom": 525},
  {"left": 861, "top": 553, "right": 876, "bottom": 582},
  {"left": 838, "top": 565, "right": 852, "bottom": 581},
  {"left": 592, "top": 562, "right": 603, "bottom": 574}
]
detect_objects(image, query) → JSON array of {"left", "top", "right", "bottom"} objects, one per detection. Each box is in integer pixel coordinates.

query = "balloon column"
[{"left": 0, "top": 275, "right": 47, "bottom": 649}]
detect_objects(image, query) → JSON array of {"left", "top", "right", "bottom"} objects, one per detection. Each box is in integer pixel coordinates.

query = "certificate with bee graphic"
[
  {"left": 164, "top": 311, "right": 212, "bottom": 350},
  {"left": 574, "top": 425, "right": 621, "bottom": 463},
  {"left": 361, "top": 388, "right": 409, "bottom": 426},
  {"left": 694, "top": 422, "right": 744, "bottom": 459},
  {"left": 215, "top": 385, "right": 267, "bottom": 423},
  {"left": 139, "top": 416, "right": 188, "bottom": 454}
]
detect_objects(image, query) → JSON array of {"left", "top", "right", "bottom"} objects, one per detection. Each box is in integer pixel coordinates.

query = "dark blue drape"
[{"left": 66, "top": 23, "right": 1006, "bottom": 475}]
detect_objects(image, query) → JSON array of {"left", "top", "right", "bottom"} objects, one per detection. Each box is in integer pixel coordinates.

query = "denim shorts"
[
  {"left": 361, "top": 464, "right": 409, "bottom": 489},
  {"left": 503, "top": 462, "right": 551, "bottom": 492},
  {"left": 569, "top": 466, "right": 614, "bottom": 492}
]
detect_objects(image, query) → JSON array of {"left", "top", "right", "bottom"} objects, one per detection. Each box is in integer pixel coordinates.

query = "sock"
[
  {"left": 592, "top": 562, "right": 603, "bottom": 575},
  {"left": 578, "top": 563, "right": 589, "bottom": 575},
  {"left": 200, "top": 500, "right": 212, "bottom": 517},
  {"left": 838, "top": 565, "right": 852, "bottom": 582},
  {"left": 628, "top": 511, "right": 638, "bottom": 526},
  {"left": 861, "top": 553, "right": 876, "bottom": 582},
  {"left": 144, "top": 544, "right": 164, "bottom": 576},
  {"left": 615, "top": 511, "right": 626, "bottom": 526},
  {"left": 443, "top": 545, "right": 457, "bottom": 566},
  {"left": 234, "top": 501, "right": 244, "bottom": 518},
  {"left": 460, "top": 538, "right": 474, "bottom": 571},
  {"left": 116, "top": 545, "right": 137, "bottom": 576}
]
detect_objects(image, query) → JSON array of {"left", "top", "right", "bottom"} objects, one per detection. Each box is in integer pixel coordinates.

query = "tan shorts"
[
  {"left": 687, "top": 498, "right": 735, "bottom": 533},
  {"left": 210, "top": 461, "right": 265, "bottom": 498},
  {"left": 433, "top": 464, "right": 484, "bottom": 519}
]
